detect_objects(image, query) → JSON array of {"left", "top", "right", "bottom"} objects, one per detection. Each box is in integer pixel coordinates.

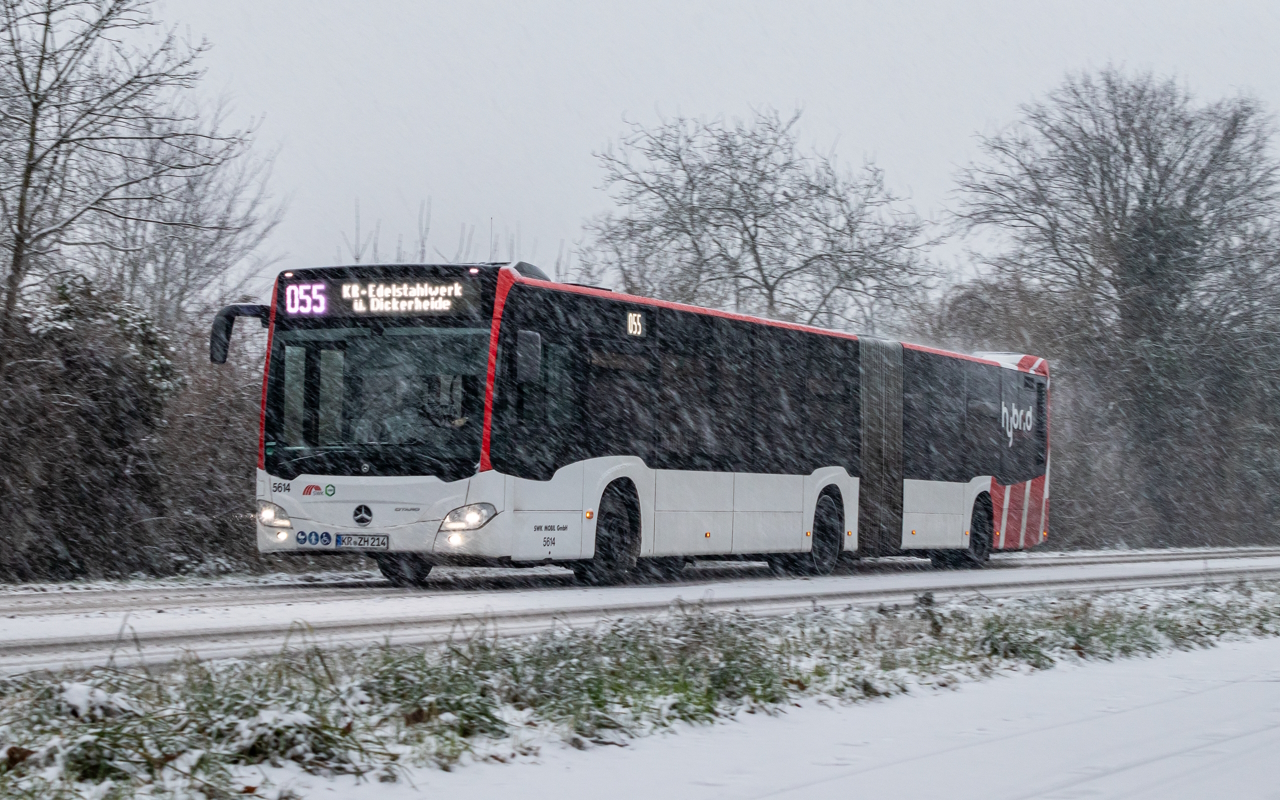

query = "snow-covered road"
[
  {"left": 4, "top": 549, "right": 1280, "bottom": 673},
  {"left": 267, "top": 635, "right": 1280, "bottom": 800}
]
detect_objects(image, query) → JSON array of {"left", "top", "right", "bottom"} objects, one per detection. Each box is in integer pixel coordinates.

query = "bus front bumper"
[{"left": 256, "top": 515, "right": 514, "bottom": 558}]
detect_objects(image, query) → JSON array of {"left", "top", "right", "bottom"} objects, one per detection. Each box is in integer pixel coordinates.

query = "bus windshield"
[{"left": 264, "top": 322, "right": 491, "bottom": 481}]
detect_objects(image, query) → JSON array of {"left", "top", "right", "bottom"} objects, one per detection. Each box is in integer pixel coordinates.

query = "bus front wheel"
[{"left": 573, "top": 481, "right": 641, "bottom": 585}]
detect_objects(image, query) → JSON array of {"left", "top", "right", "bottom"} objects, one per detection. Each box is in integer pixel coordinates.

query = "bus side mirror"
[
  {"left": 211, "top": 304, "right": 270, "bottom": 364},
  {"left": 516, "top": 330, "right": 542, "bottom": 383}
]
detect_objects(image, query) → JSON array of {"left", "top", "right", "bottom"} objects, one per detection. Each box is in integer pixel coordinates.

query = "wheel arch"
[
  {"left": 803, "top": 467, "right": 857, "bottom": 553},
  {"left": 581, "top": 458, "right": 650, "bottom": 558},
  {"left": 970, "top": 490, "right": 994, "bottom": 541},
  {"left": 814, "top": 484, "right": 845, "bottom": 544}
]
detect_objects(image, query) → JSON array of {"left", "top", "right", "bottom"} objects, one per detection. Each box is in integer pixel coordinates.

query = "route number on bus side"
[{"left": 626, "top": 311, "right": 645, "bottom": 337}]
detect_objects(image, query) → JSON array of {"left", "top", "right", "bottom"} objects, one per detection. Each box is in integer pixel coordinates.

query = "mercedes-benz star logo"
[{"left": 353, "top": 505, "right": 373, "bottom": 526}]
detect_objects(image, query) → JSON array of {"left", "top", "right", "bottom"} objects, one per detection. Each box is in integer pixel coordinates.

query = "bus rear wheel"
[
  {"left": 573, "top": 482, "right": 640, "bottom": 585},
  {"left": 375, "top": 554, "right": 434, "bottom": 587},
  {"left": 771, "top": 492, "right": 842, "bottom": 577},
  {"left": 930, "top": 495, "right": 993, "bottom": 569}
]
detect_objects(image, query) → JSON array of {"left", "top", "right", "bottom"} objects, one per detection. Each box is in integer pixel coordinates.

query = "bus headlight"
[
  {"left": 257, "top": 500, "right": 292, "bottom": 528},
  {"left": 440, "top": 503, "right": 497, "bottom": 531}
]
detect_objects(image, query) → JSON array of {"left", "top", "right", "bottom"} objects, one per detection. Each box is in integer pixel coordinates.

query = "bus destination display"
[{"left": 282, "top": 279, "right": 474, "bottom": 317}]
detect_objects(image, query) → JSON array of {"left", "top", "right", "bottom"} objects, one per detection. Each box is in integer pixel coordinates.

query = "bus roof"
[{"left": 281, "top": 262, "right": 1047, "bottom": 375}]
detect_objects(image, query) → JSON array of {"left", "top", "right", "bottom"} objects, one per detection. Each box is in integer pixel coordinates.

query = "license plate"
[{"left": 335, "top": 534, "right": 389, "bottom": 550}]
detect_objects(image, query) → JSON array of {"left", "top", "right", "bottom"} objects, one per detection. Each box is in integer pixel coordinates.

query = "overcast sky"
[{"left": 158, "top": 0, "right": 1280, "bottom": 294}]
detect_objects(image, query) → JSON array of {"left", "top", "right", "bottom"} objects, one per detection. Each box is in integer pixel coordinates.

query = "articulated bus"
[{"left": 211, "top": 261, "right": 1050, "bottom": 586}]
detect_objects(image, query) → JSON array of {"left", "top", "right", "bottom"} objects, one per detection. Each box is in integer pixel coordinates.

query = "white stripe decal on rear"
[
  {"left": 999, "top": 485, "right": 1011, "bottom": 549},
  {"left": 1019, "top": 481, "right": 1032, "bottom": 548}
]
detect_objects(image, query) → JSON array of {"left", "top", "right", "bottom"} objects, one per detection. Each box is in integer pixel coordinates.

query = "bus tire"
[
  {"left": 573, "top": 481, "right": 641, "bottom": 585},
  {"left": 930, "top": 494, "right": 993, "bottom": 569},
  {"left": 375, "top": 554, "right": 434, "bottom": 587},
  {"left": 960, "top": 493, "right": 994, "bottom": 567},
  {"left": 773, "top": 490, "right": 842, "bottom": 577}
]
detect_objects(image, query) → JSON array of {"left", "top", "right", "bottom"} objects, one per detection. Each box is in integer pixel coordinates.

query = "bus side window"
[
  {"left": 933, "top": 357, "right": 966, "bottom": 482},
  {"left": 963, "top": 362, "right": 1002, "bottom": 480},
  {"left": 903, "top": 349, "right": 965, "bottom": 483},
  {"left": 805, "top": 336, "right": 857, "bottom": 473},
  {"left": 585, "top": 339, "right": 655, "bottom": 462},
  {"left": 751, "top": 327, "right": 810, "bottom": 474},
  {"left": 543, "top": 343, "right": 579, "bottom": 434},
  {"left": 656, "top": 309, "right": 718, "bottom": 470},
  {"left": 491, "top": 285, "right": 586, "bottom": 480},
  {"left": 1000, "top": 368, "right": 1041, "bottom": 483},
  {"left": 515, "top": 337, "right": 582, "bottom": 474},
  {"left": 714, "top": 318, "right": 755, "bottom": 472},
  {"left": 658, "top": 350, "right": 716, "bottom": 468}
]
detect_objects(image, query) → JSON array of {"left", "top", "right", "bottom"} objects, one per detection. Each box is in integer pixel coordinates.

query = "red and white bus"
[{"left": 211, "top": 262, "right": 1050, "bottom": 586}]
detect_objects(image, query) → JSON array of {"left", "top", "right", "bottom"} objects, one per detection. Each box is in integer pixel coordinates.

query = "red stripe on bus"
[
  {"left": 990, "top": 480, "right": 1005, "bottom": 549},
  {"left": 258, "top": 282, "right": 279, "bottom": 470},
  {"left": 1026, "top": 475, "right": 1046, "bottom": 548},
  {"left": 903, "top": 342, "right": 1004, "bottom": 367},
  {"left": 479, "top": 268, "right": 518, "bottom": 472},
  {"left": 1041, "top": 493, "right": 1050, "bottom": 541},
  {"left": 1007, "top": 480, "right": 1027, "bottom": 549}
]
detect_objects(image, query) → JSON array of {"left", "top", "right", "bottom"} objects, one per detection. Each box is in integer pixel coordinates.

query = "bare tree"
[
  {"left": 580, "top": 109, "right": 933, "bottom": 330},
  {"left": 0, "top": 0, "right": 250, "bottom": 362},
  {"left": 71, "top": 118, "right": 281, "bottom": 330},
  {"left": 337, "top": 200, "right": 545, "bottom": 266},
  {"left": 338, "top": 199, "right": 380, "bottom": 264},
  {"left": 955, "top": 68, "right": 1280, "bottom": 544},
  {"left": 958, "top": 69, "right": 1275, "bottom": 356}
]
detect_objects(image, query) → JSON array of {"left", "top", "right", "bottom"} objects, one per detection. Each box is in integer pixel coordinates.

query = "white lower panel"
[
  {"left": 902, "top": 512, "right": 966, "bottom": 549},
  {"left": 511, "top": 511, "right": 582, "bottom": 561},
  {"left": 732, "top": 512, "right": 804, "bottom": 553},
  {"left": 733, "top": 473, "right": 803, "bottom": 512},
  {"left": 656, "top": 470, "right": 734, "bottom": 511},
  {"left": 903, "top": 479, "right": 965, "bottom": 515},
  {"left": 654, "top": 511, "right": 733, "bottom": 555},
  {"left": 513, "top": 463, "right": 583, "bottom": 511}
]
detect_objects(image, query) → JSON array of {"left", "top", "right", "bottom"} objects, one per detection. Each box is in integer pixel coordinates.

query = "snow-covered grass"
[{"left": 2, "top": 581, "right": 1280, "bottom": 799}]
